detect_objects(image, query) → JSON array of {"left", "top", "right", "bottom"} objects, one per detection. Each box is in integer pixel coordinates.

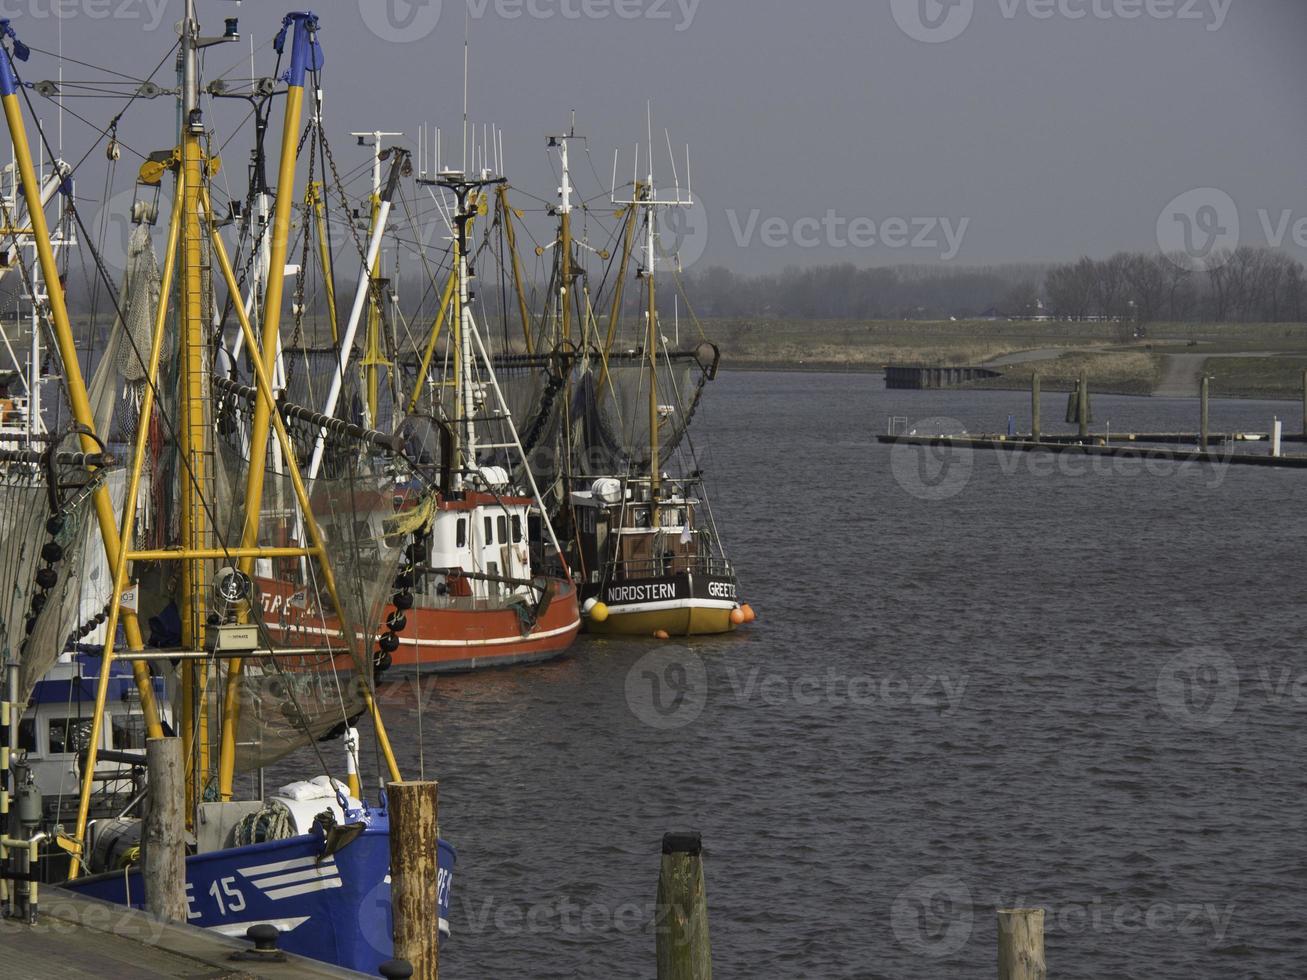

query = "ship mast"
[
  {"left": 612, "top": 110, "right": 694, "bottom": 503},
  {"left": 437, "top": 170, "right": 503, "bottom": 488},
  {"left": 352, "top": 130, "right": 402, "bottom": 427},
  {"left": 643, "top": 177, "right": 659, "bottom": 499},
  {"left": 549, "top": 116, "right": 580, "bottom": 346},
  {"left": 177, "top": 1, "right": 227, "bottom": 802}
]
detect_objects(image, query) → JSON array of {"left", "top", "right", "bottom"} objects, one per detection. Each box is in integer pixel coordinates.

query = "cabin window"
[
  {"left": 112, "top": 715, "right": 147, "bottom": 750},
  {"left": 456, "top": 518, "right": 467, "bottom": 549},
  {"left": 511, "top": 515, "right": 523, "bottom": 543},
  {"left": 497, "top": 516, "right": 508, "bottom": 544},
  {"left": 18, "top": 718, "right": 35, "bottom": 752},
  {"left": 48, "top": 717, "right": 92, "bottom": 755},
  {"left": 484, "top": 516, "right": 494, "bottom": 544}
]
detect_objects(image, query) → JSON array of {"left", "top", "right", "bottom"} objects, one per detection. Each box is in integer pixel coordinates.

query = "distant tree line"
[{"left": 678, "top": 247, "right": 1307, "bottom": 324}]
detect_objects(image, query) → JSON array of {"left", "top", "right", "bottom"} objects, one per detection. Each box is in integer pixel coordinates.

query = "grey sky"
[{"left": 4, "top": 0, "right": 1306, "bottom": 273}]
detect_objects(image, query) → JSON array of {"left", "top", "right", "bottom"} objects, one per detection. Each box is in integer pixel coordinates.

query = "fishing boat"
[
  {"left": 301, "top": 125, "right": 582, "bottom": 673},
  {"left": 0, "top": 9, "right": 452, "bottom": 973},
  {"left": 564, "top": 119, "right": 750, "bottom": 636},
  {"left": 391, "top": 165, "right": 582, "bottom": 671}
]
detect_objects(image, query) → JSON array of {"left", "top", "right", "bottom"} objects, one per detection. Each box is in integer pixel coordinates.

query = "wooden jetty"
[
  {"left": 877, "top": 433, "right": 1307, "bottom": 469},
  {"left": 885, "top": 364, "right": 1001, "bottom": 390},
  {"left": 0, "top": 887, "right": 364, "bottom": 978},
  {"left": 883, "top": 369, "right": 1307, "bottom": 467}
]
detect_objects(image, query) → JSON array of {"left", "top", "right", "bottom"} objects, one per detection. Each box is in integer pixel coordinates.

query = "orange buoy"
[
  {"left": 654, "top": 630, "right": 671, "bottom": 640},
  {"left": 742, "top": 603, "right": 757, "bottom": 623},
  {"left": 730, "top": 608, "right": 746, "bottom": 626}
]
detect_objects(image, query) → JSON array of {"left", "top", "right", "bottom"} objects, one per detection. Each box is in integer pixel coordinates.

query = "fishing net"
[
  {"left": 86, "top": 218, "right": 176, "bottom": 565},
  {"left": 0, "top": 449, "right": 104, "bottom": 705},
  {"left": 211, "top": 391, "right": 415, "bottom": 773},
  {"left": 89, "top": 223, "right": 163, "bottom": 442}
]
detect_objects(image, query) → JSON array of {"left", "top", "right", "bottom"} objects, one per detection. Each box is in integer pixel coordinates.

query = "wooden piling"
[
  {"left": 1201, "top": 375, "right": 1210, "bottom": 448},
  {"left": 656, "top": 832, "right": 712, "bottom": 980},
  {"left": 1078, "top": 374, "right": 1089, "bottom": 441},
  {"left": 143, "top": 736, "right": 186, "bottom": 922},
  {"left": 389, "top": 781, "right": 440, "bottom": 980},
  {"left": 997, "top": 908, "right": 1046, "bottom": 980},
  {"left": 1031, "top": 373, "right": 1041, "bottom": 442}
]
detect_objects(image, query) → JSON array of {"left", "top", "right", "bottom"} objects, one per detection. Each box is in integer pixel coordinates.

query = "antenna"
[
  {"left": 462, "top": 16, "right": 469, "bottom": 174},
  {"left": 611, "top": 105, "right": 694, "bottom": 273},
  {"left": 665, "top": 129, "right": 679, "bottom": 198}
]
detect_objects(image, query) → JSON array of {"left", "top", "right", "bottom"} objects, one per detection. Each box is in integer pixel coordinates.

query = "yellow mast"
[
  {"left": 216, "top": 13, "right": 312, "bottom": 800},
  {"left": 217, "top": 22, "right": 406, "bottom": 798},
  {"left": 306, "top": 181, "right": 340, "bottom": 344},
  {"left": 0, "top": 24, "right": 164, "bottom": 748},
  {"left": 406, "top": 256, "right": 458, "bottom": 415},
  {"left": 200, "top": 188, "right": 402, "bottom": 787},
  {"left": 0, "top": 22, "right": 179, "bottom": 877},
  {"left": 598, "top": 188, "right": 641, "bottom": 397},
  {"left": 496, "top": 186, "right": 532, "bottom": 353},
  {"left": 406, "top": 196, "right": 488, "bottom": 415},
  {"left": 177, "top": 6, "right": 216, "bottom": 811}
]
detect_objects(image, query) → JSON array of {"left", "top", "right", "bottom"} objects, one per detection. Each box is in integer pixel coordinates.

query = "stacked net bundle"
[{"left": 0, "top": 451, "right": 103, "bottom": 705}]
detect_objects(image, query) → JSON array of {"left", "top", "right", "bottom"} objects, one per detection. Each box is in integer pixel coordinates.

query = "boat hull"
[
  {"left": 585, "top": 572, "right": 740, "bottom": 637},
  {"left": 255, "top": 576, "right": 582, "bottom": 675},
  {"left": 394, "top": 578, "right": 582, "bottom": 673},
  {"left": 65, "top": 810, "right": 454, "bottom": 976}
]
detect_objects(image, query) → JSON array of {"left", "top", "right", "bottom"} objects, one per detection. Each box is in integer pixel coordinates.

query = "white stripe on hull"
[
  {"left": 285, "top": 618, "right": 580, "bottom": 648},
  {"left": 264, "top": 877, "right": 344, "bottom": 900},
  {"left": 603, "top": 598, "right": 736, "bottom": 616}
]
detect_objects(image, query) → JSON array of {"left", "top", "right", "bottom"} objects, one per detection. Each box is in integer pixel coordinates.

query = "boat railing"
[{"left": 610, "top": 556, "right": 735, "bottom": 580}]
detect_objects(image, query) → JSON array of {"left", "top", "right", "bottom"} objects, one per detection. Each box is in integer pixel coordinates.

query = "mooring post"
[
  {"left": 389, "top": 781, "right": 440, "bottom": 980},
  {"left": 1201, "top": 375, "right": 1210, "bottom": 449},
  {"left": 1078, "top": 373, "right": 1089, "bottom": 442},
  {"left": 998, "top": 908, "right": 1046, "bottom": 980},
  {"left": 1031, "top": 373, "right": 1041, "bottom": 442},
  {"left": 143, "top": 736, "right": 186, "bottom": 921},
  {"left": 656, "top": 832, "right": 712, "bottom": 980},
  {"left": 1301, "top": 368, "right": 1306, "bottom": 435}
]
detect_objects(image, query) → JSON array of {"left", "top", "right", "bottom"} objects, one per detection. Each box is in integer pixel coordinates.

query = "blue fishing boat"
[{"left": 67, "top": 801, "right": 455, "bottom": 974}]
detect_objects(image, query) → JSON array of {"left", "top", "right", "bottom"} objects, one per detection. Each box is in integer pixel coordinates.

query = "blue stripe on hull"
[{"left": 66, "top": 809, "right": 456, "bottom": 975}]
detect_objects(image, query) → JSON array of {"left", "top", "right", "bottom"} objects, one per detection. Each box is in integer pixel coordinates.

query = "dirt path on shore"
[
  {"left": 1153, "top": 353, "right": 1207, "bottom": 398},
  {"left": 1154, "top": 351, "right": 1281, "bottom": 397}
]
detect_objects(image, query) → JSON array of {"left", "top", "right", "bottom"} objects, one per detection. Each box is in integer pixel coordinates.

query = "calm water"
[{"left": 370, "top": 372, "right": 1307, "bottom": 978}]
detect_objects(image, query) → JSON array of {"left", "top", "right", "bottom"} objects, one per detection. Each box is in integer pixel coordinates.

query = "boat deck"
[{"left": 0, "top": 887, "right": 366, "bottom": 979}]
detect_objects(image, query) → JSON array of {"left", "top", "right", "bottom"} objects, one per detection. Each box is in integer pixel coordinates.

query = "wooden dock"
[
  {"left": 0, "top": 887, "right": 366, "bottom": 979},
  {"left": 877, "top": 433, "right": 1307, "bottom": 468}
]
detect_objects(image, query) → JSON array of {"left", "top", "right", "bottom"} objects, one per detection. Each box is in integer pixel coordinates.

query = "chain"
[{"left": 287, "top": 125, "right": 318, "bottom": 357}]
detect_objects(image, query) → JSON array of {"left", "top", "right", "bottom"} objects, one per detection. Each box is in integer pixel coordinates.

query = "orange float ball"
[
  {"left": 742, "top": 603, "right": 757, "bottom": 623},
  {"left": 730, "top": 608, "right": 746, "bottom": 626},
  {"left": 654, "top": 630, "right": 671, "bottom": 640}
]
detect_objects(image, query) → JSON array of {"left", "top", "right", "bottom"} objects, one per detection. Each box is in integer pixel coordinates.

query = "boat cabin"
[
  {"left": 418, "top": 469, "right": 539, "bottom": 603},
  {"left": 19, "top": 655, "right": 173, "bottom": 813},
  {"left": 570, "top": 477, "right": 716, "bottom": 586}
]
